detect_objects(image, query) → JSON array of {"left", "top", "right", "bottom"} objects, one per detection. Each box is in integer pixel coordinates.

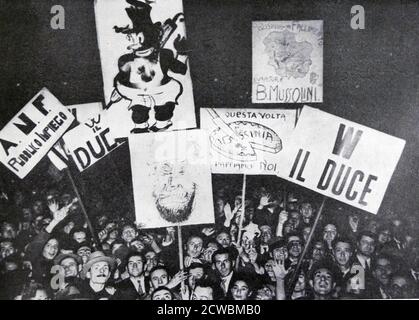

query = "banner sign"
[
  {"left": 276, "top": 106, "right": 405, "bottom": 214},
  {"left": 67, "top": 102, "right": 103, "bottom": 124},
  {"left": 252, "top": 20, "right": 323, "bottom": 104},
  {"left": 95, "top": 0, "right": 197, "bottom": 137},
  {"left": 200, "top": 108, "right": 297, "bottom": 175},
  {"left": 63, "top": 110, "right": 123, "bottom": 172},
  {"left": 129, "top": 129, "right": 214, "bottom": 228},
  {"left": 0, "top": 88, "right": 75, "bottom": 179}
]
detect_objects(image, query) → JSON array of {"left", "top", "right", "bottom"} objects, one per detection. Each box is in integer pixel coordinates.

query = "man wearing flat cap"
[
  {"left": 78, "top": 251, "right": 116, "bottom": 300},
  {"left": 53, "top": 253, "right": 84, "bottom": 300}
]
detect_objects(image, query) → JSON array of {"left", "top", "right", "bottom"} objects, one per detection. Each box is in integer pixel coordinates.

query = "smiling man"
[{"left": 80, "top": 251, "right": 116, "bottom": 300}]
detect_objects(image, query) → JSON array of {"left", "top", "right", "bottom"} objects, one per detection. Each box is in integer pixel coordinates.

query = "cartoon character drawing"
[{"left": 106, "top": 0, "right": 189, "bottom": 133}]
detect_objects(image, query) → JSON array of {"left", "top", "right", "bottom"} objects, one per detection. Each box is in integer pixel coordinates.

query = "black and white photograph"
[{"left": 0, "top": 0, "right": 419, "bottom": 305}]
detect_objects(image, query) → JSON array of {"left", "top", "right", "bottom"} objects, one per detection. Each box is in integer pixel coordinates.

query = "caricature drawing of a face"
[{"left": 152, "top": 161, "right": 196, "bottom": 223}]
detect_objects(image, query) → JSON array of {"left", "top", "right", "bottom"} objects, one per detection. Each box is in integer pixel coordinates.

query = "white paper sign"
[
  {"left": 129, "top": 129, "right": 214, "bottom": 228},
  {"left": 63, "top": 110, "right": 123, "bottom": 172},
  {"left": 200, "top": 108, "right": 297, "bottom": 175},
  {"left": 252, "top": 20, "right": 323, "bottom": 104},
  {"left": 95, "top": 0, "right": 196, "bottom": 137},
  {"left": 67, "top": 102, "right": 103, "bottom": 124},
  {"left": 0, "top": 88, "right": 75, "bottom": 179},
  {"left": 276, "top": 106, "right": 405, "bottom": 214}
]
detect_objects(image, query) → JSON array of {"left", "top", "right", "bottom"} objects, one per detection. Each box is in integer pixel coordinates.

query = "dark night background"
[{"left": 0, "top": 0, "right": 418, "bottom": 222}]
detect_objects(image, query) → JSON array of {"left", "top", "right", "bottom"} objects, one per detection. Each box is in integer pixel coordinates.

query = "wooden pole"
[
  {"left": 65, "top": 168, "right": 100, "bottom": 249},
  {"left": 287, "top": 196, "right": 327, "bottom": 296},
  {"left": 235, "top": 174, "right": 247, "bottom": 271},
  {"left": 177, "top": 225, "right": 186, "bottom": 294}
]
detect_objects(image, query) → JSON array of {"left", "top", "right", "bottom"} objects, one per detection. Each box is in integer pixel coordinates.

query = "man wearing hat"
[
  {"left": 79, "top": 251, "right": 116, "bottom": 300},
  {"left": 53, "top": 253, "right": 83, "bottom": 300}
]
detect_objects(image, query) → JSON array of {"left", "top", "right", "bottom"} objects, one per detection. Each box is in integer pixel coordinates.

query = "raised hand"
[
  {"left": 47, "top": 199, "right": 59, "bottom": 214},
  {"left": 167, "top": 271, "right": 188, "bottom": 289},
  {"left": 259, "top": 194, "right": 272, "bottom": 208},
  {"left": 272, "top": 259, "right": 289, "bottom": 280},
  {"left": 278, "top": 211, "right": 288, "bottom": 224},
  {"left": 224, "top": 203, "right": 234, "bottom": 222},
  {"left": 202, "top": 227, "right": 215, "bottom": 237}
]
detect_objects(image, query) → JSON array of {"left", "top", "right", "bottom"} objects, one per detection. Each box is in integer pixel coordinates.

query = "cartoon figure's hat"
[{"left": 114, "top": 0, "right": 157, "bottom": 34}]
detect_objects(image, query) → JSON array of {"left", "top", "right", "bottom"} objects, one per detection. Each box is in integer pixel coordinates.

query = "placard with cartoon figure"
[{"left": 95, "top": 0, "right": 196, "bottom": 137}]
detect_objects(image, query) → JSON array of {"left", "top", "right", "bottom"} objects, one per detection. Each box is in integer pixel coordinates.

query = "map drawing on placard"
[{"left": 252, "top": 20, "right": 323, "bottom": 104}]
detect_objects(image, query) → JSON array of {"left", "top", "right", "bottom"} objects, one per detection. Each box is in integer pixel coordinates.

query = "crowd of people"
[{"left": 0, "top": 174, "right": 418, "bottom": 300}]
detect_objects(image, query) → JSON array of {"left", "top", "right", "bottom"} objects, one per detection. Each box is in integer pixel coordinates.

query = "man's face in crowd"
[
  {"left": 215, "top": 199, "right": 225, "bottom": 215},
  {"left": 260, "top": 226, "right": 272, "bottom": 244},
  {"left": 366, "top": 220, "right": 379, "bottom": 234},
  {"left": 0, "top": 241, "right": 15, "bottom": 259},
  {"left": 32, "top": 200, "right": 44, "bottom": 216},
  {"left": 216, "top": 232, "right": 231, "bottom": 248},
  {"left": 255, "top": 284, "right": 275, "bottom": 300},
  {"left": 145, "top": 251, "right": 158, "bottom": 267},
  {"left": 150, "top": 269, "right": 169, "bottom": 289},
  {"left": 372, "top": 257, "right": 393, "bottom": 286},
  {"left": 30, "top": 289, "right": 49, "bottom": 300},
  {"left": 192, "top": 286, "right": 213, "bottom": 300},
  {"left": 289, "top": 211, "right": 301, "bottom": 228},
  {"left": 283, "top": 221, "right": 296, "bottom": 236},
  {"left": 1, "top": 223, "right": 16, "bottom": 240},
  {"left": 4, "top": 261, "right": 18, "bottom": 272},
  {"left": 231, "top": 280, "right": 251, "bottom": 300},
  {"left": 127, "top": 255, "right": 144, "bottom": 278},
  {"left": 323, "top": 224, "right": 337, "bottom": 242},
  {"left": 294, "top": 272, "right": 306, "bottom": 293},
  {"left": 77, "top": 246, "right": 91, "bottom": 265},
  {"left": 214, "top": 253, "right": 233, "bottom": 277},
  {"left": 310, "top": 268, "right": 335, "bottom": 296},
  {"left": 299, "top": 228, "right": 310, "bottom": 245},
  {"left": 34, "top": 216, "right": 44, "bottom": 230},
  {"left": 264, "top": 260, "right": 276, "bottom": 281},
  {"left": 242, "top": 236, "right": 256, "bottom": 255},
  {"left": 64, "top": 221, "right": 75, "bottom": 235},
  {"left": 288, "top": 236, "right": 303, "bottom": 258},
  {"left": 60, "top": 257, "right": 79, "bottom": 278},
  {"left": 358, "top": 235, "right": 375, "bottom": 257},
  {"left": 122, "top": 226, "right": 137, "bottom": 244},
  {"left": 73, "top": 231, "right": 87, "bottom": 243},
  {"left": 300, "top": 203, "right": 314, "bottom": 223},
  {"left": 152, "top": 289, "right": 172, "bottom": 300},
  {"left": 378, "top": 229, "right": 391, "bottom": 244},
  {"left": 187, "top": 237, "right": 203, "bottom": 258},
  {"left": 97, "top": 215, "right": 108, "bottom": 229},
  {"left": 152, "top": 162, "right": 196, "bottom": 223},
  {"left": 334, "top": 241, "right": 353, "bottom": 268},
  {"left": 88, "top": 261, "right": 110, "bottom": 285},
  {"left": 130, "top": 239, "right": 145, "bottom": 253},
  {"left": 272, "top": 246, "right": 288, "bottom": 262},
  {"left": 188, "top": 266, "right": 204, "bottom": 289},
  {"left": 389, "top": 276, "right": 413, "bottom": 299},
  {"left": 43, "top": 239, "right": 59, "bottom": 260},
  {"left": 22, "top": 208, "right": 33, "bottom": 222}
]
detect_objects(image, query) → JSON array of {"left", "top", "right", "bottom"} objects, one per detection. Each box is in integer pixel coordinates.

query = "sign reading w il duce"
[
  {"left": 276, "top": 106, "right": 405, "bottom": 214},
  {"left": 0, "top": 88, "right": 74, "bottom": 179}
]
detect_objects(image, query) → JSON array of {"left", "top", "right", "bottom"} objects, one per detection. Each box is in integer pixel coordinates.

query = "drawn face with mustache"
[{"left": 152, "top": 161, "right": 196, "bottom": 223}]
